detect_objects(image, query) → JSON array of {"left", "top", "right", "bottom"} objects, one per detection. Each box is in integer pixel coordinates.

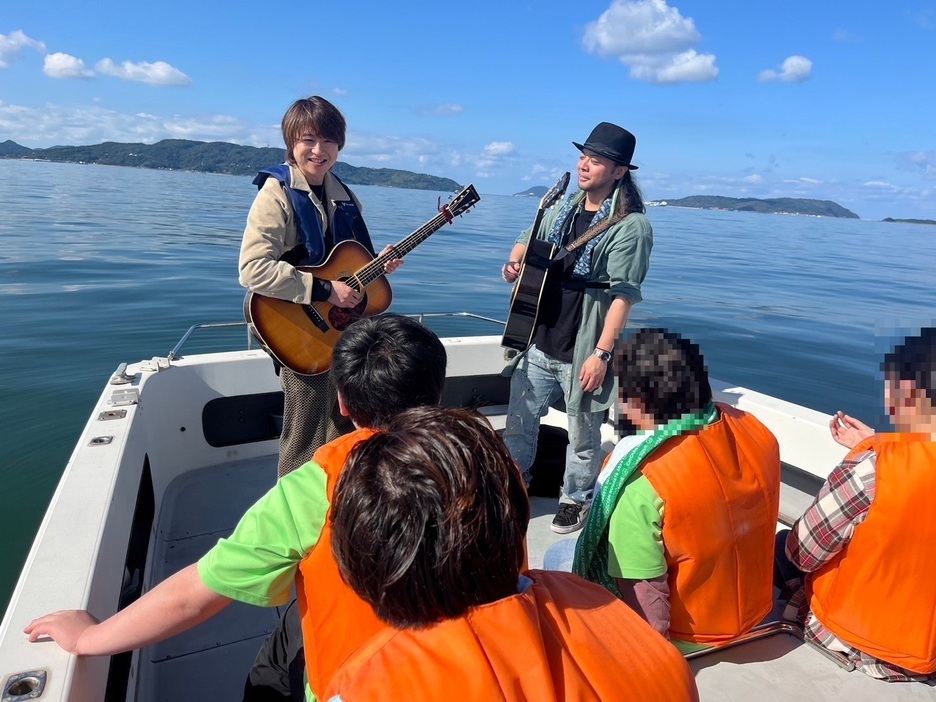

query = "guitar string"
[
  {"left": 318, "top": 189, "right": 478, "bottom": 300},
  {"left": 350, "top": 192, "right": 478, "bottom": 290}
]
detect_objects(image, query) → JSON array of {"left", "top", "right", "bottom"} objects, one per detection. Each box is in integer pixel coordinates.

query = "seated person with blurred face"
[
  {"left": 324, "top": 405, "right": 698, "bottom": 702},
  {"left": 781, "top": 327, "right": 936, "bottom": 681},
  {"left": 571, "top": 328, "right": 781, "bottom": 647},
  {"left": 25, "top": 313, "right": 447, "bottom": 702}
]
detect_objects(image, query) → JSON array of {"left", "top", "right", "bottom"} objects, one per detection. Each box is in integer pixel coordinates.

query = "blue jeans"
[
  {"left": 503, "top": 345, "right": 603, "bottom": 505},
  {"left": 543, "top": 537, "right": 579, "bottom": 573}
]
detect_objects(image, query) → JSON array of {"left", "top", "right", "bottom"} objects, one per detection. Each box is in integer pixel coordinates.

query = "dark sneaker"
[{"left": 550, "top": 502, "right": 589, "bottom": 534}]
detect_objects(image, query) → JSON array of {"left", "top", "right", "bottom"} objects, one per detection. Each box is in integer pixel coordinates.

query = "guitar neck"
[
  {"left": 523, "top": 209, "right": 548, "bottom": 261},
  {"left": 353, "top": 210, "right": 453, "bottom": 288}
]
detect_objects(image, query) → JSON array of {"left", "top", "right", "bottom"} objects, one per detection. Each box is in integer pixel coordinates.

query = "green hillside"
[
  {"left": 665, "top": 195, "right": 859, "bottom": 219},
  {"left": 0, "top": 139, "right": 460, "bottom": 192}
]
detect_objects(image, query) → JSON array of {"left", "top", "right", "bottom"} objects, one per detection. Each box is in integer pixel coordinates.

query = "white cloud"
[
  {"left": 0, "top": 30, "right": 46, "bottom": 68},
  {"left": 332, "top": 87, "right": 349, "bottom": 97},
  {"left": 863, "top": 181, "right": 899, "bottom": 190},
  {"left": 473, "top": 141, "right": 517, "bottom": 174},
  {"left": 0, "top": 101, "right": 277, "bottom": 148},
  {"left": 582, "top": 0, "right": 718, "bottom": 84},
  {"left": 95, "top": 58, "right": 192, "bottom": 86},
  {"left": 44, "top": 53, "right": 94, "bottom": 79},
  {"left": 342, "top": 132, "right": 455, "bottom": 171},
  {"left": 416, "top": 102, "right": 464, "bottom": 117},
  {"left": 483, "top": 142, "right": 515, "bottom": 156},
  {"left": 899, "top": 151, "right": 936, "bottom": 178},
  {"left": 634, "top": 49, "right": 718, "bottom": 84},
  {"left": 758, "top": 55, "right": 813, "bottom": 83},
  {"left": 832, "top": 29, "right": 850, "bottom": 42},
  {"left": 742, "top": 174, "right": 764, "bottom": 184}
]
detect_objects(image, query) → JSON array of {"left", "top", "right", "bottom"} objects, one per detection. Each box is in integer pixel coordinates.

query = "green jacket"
[{"left": 507, "top": 191, "right": 653, "bottom": 415}]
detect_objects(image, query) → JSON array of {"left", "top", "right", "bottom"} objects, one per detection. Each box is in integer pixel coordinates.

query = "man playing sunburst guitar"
[
  {"left": 501, "top": 122, "right": 653, "bottom": 534},
  {"left": 239, "top": 96, "right": 402, "bottom": 477}
]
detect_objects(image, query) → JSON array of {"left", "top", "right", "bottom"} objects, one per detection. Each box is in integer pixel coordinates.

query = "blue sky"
[{"left": 2, "top": 0, "right": 935, "bottom": 220}]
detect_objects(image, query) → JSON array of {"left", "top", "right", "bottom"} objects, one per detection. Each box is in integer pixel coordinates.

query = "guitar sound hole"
[{"left": 328, "top": 297, "right": 368, "bottom": 331}]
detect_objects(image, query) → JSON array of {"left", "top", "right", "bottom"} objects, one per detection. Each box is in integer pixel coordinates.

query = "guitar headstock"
[
  {"left": 444, "top": 184, "right": 481, "bottom": 218},
  {"left": 540, "top": 171, "right": 571, "bottom": 210}
]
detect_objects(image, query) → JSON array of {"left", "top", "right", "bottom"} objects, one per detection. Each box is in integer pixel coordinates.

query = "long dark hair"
[{"left": 330, "top": 406, "right": 529, "bottom": 629}]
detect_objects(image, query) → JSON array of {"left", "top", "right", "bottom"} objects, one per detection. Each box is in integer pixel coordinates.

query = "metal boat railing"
[
  {"left": 167, "top": 321, "right": 255, "bottom": 361},
  {"left": 166, "top": 312, "right": 507, "bottom": 361}
]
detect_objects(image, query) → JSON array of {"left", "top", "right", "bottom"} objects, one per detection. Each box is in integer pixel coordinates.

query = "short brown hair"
[
  {"left": 280, "top": 96, "right": 346, "bottom": 164},
  {"left": 331, "top": 406, "right": 530, "bottom": 629}
]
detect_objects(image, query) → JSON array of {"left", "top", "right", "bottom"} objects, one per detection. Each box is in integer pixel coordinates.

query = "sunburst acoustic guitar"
[{"left": 246, "top": 184, "right": 481, "bottom": 375}]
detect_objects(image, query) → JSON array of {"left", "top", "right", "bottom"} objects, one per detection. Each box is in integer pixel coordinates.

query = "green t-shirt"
[
  {"left": 606, "top": 473, "right": 666, "bottom": 580},
  {"left": 197, "top": 462, "right": 329, "bottom": 606}
]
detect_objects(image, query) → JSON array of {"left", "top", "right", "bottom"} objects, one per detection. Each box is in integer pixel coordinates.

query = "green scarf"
[{"left": 572, "top": 402, "right": 719, "bottom": 595}]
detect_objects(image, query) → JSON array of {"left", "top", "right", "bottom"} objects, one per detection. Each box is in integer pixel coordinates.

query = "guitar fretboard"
[
  {"left": 345, "top": 183, "right": 479, "bottom": 290},
  {"left": 350, "top": 210, "right": 455, "bottom": 290}
]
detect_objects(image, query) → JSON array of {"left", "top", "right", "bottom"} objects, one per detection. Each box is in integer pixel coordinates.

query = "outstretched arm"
[
  {"left": 829, "top": 411, "right": 874, "bottom": 449},
  {"left": 25, "top": 564, "right": 231, "bottom": 656}
]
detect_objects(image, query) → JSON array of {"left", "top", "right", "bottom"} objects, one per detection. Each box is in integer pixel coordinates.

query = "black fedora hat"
[{"left": 573, "top": 122, "right": 638, "bottom": 170}]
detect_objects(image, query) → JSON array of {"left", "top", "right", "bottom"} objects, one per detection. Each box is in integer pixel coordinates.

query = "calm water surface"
[{"left": 1, "top": 159, "right": 934, "bottom": 614}]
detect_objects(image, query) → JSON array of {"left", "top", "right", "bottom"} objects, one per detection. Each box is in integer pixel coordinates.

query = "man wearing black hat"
[{"left": 501, "top": 122, "right": 653, "bottom": 534}]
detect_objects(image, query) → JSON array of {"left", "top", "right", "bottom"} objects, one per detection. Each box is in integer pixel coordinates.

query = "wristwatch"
[{"left": 592, "top": 347, "right": 612, "bottom": 363}]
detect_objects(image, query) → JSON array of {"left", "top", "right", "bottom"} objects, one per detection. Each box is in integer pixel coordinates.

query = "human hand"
[
  {"left": 379, "top": 245, "right": 403, "bottom": 275},
  {"left": 329, "top": 280, "right": 363, "bottom": 308},
  {"left": 502, "top": 261, "right": 521, "bottom": 284},
  {"left": 829, "top": 411, "right": 874, "bottom": 449},
  {"left": 579, "top": 355, "right": 608, "bottom": 393},
  {"left": 24, "top": 609, "right": 100, "bottom": 655}
]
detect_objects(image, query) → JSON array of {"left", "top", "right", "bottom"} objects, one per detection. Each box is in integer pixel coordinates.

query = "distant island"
[
  {"left": 882, "top": 217, "right": 936, "bottom": 226},
  {"left": 649, "top": 195, "right": 860, "bottom": 219},
  {"left": 0, "top": 139, "right": 460, "bottom": 193},
  {"left": 513, "top": 186, "right": 548, "bottom": 198}
]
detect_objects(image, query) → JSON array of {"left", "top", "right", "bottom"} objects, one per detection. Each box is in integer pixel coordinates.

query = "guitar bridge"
[{"left": 303, "top": 305, "right": 330, "bottom": 333}]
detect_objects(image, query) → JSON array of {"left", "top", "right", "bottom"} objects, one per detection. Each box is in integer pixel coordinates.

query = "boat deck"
[
  {"left": 6, "top": 334, "right": 935, "bottom": 701},
  {"left": 140, "top": 455, "right": 280, "bottom": 700},
  {"left": 139, "top": 445, "right": 936, "bottom": 701}
]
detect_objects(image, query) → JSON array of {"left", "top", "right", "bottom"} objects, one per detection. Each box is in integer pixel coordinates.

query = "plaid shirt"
[{"left": 783, "top": 449, "right": 933, "bottom": 682}]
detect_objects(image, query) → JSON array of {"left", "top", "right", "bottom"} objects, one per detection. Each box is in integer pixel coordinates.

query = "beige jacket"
[{"left": 238, "top": 164, "right": 364, "bottom": 304}]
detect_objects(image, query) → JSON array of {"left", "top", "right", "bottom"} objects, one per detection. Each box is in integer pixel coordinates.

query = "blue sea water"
[{"left": 1, "top": 159, "right": 934, "bottom": 615}]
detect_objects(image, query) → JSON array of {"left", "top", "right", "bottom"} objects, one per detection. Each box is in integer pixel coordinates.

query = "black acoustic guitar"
[
  {"left": 246, "top": 184, "right": 481, "bottom": 375},
  {"left": 501, "top": 172, "right": 570, "bottom": 351}
]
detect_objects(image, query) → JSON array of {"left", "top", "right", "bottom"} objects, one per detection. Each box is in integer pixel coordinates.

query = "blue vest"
[{"left": 254, "top": 165, "right": 374, "bottom": 266}]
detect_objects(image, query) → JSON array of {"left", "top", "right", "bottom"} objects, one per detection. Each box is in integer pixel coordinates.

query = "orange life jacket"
[
  {"left": 639, "top": 404, "right": 780, "bottom": 644},
  {"left": 325, "top": 570, "right": 699, "bottom": 702},
  {"left": 295, "top": 427, "right": 383, "bottom": 699},
  {"left": 807, "top": 433, "right": 936, "bottom": 674}
]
